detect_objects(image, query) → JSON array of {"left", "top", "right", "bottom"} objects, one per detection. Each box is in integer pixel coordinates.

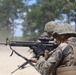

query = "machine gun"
[
  {"left": 0, "top": 37, "right": 58, "bottom": 74},
  {"left": 0, "top": 37, "right": 57, "bottom": 56}
]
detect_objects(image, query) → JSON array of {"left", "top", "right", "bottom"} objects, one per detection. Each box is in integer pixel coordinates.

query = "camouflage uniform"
[
  {"left": 35, "top": 23, "right": 76, "bottom": 75},
  {"left": 67, "top": 37, "right": 76, "bottom": 45},
  {"left": 42, "top": 21, "right": 57, "bottom": 60}
]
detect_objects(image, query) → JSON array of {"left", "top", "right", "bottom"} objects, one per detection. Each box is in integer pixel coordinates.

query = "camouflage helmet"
[
  {"left": 44, "top": 21, "right": 57, "bottom": 32},
  {"left": 53, "top": 23, "right": 76, "bottom": 37}
]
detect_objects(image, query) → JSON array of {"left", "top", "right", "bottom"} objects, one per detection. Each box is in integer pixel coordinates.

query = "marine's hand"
[
  {"left": 48, "top": 50, "right": 55, "bottom": 55},
  {"left": 29, "top": 58, "right": 37, "bottom": 63},
  {"left": 44, "top": 50, "right": 54, "bottom": 60}
]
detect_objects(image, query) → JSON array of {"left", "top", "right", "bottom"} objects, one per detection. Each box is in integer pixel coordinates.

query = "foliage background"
[{"left": 0, "top": 0, "right": 76, "bottom": 41}]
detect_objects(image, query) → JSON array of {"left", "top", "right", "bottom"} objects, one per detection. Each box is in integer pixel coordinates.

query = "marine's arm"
[
  {"left": 34, "top": 42, "right": 74, "bottom": 75},
  {"left": 34, "top": 47, "right": 62, "bottom": 75}
]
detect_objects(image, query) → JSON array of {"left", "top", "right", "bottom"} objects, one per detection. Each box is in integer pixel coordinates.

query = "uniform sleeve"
[
  {"left": 61, "top": 46, "right": 74, "bottom": 66},
  {"left": 35, "top": 47, "right": 62, "bottom": 75}
]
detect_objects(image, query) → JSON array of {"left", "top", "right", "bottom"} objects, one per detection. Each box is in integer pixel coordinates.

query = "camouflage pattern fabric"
[
  {"left": 34, "top": 23, "right": 76, "bottom": 75},
  {"left": 67, "top": 37, "right": 76, "bottom": 66},
  {"left": 35, "top": 42, "right": 74, "bottom": 75},
  {"left": 44, "top": 21, "right": 57, "bottom": 32},
  {"left": 67, "top": 37, "right": 76, "bottom": 45},
  {"left": 53, "top": 23, "right": 76, "bottom": 36}
]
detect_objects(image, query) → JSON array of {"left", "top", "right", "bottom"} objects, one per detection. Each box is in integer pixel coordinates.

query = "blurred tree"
[
  {"left": 0, "top": 0, "right": 24, "bottom": 41},
  {"left": 1, "top": 0, "right": 75, "bottom": 41},
  {"left": 22, "top": 0, "right": 76, "bottom": 40}
]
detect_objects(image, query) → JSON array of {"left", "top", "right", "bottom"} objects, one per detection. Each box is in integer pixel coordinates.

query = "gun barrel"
[
  {"left": 9, "top": 41, "right": 54, "bottom": 48},
  {"left": 10, "top": 41, "right": 37, "bottom": 47}
]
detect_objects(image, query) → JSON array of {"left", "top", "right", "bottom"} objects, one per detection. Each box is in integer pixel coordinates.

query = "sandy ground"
[{"left": 0, "top": 46, "right": 41, "bottom": 75}]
